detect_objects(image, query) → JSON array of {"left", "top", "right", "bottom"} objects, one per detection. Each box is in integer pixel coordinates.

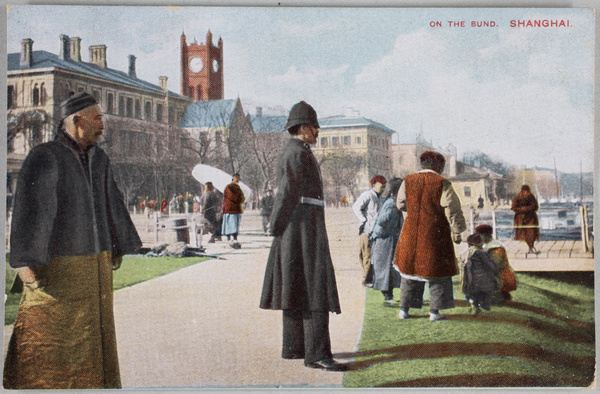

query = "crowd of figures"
[
  {"left": 352, "top": 158, "right": 521, "bottom": 322},
  {"left": 4, "top": 96, "right": 534, "bottom": 388}
]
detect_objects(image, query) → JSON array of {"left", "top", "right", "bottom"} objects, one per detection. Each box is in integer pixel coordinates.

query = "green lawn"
[
  {"left": 5, "top": 255, "right": 209, "bottom": 325},
  {"left": 342, "top": 273, "right": 595, "bottom": 388}
]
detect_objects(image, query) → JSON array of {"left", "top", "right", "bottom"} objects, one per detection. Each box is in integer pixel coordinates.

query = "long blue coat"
[{"left": 370, "top": 197, "right": 404, "bottom": 291}]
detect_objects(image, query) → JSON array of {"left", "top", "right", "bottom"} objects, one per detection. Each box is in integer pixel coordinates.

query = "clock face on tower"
[
  {"left": 212, "top": 59, "right": 219, "bottom": 72},
  {"left": 189, "top": 56, "right": 203, "bottom": 73}
]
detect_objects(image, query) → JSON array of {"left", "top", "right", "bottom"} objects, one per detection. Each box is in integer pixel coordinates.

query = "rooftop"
[
  {"left": 319, "top": 116, "right": 396, "bottom": 135},
  {"left": 179, "top": 99, "right": 238, "bottom": 128},
  {"left": 8, "top": 50, "right": 185, "bottom": 99},
  {"left": 249, "top": 114, "right": 288, "bottom": 134}
]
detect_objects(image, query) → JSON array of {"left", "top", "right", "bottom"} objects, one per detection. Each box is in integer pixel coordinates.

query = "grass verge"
[
  {"left": 5, "top": 255, "right": 209, "bottom": 326},
  {"left": 342, "top": 273, "right": 595, "bottom": 388}
]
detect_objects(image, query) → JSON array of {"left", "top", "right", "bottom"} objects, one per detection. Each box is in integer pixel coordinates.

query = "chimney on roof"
[
  {"left": 20, "top": 38, "right": 33, "bottom": 68},
  {"left": 89, "top": 45, "right": 107, "bottom": 68},
  {"left": 59, "top": 34, "right": 70, "bottom": 60},
  {"left": 128, "top": 55, "right": 137, "bottom": 78},
  {"left": 70, "top": 37, "right": 81, "bottom": 62},
  {"left": 449, "top": 155, "right": 457, "bottom": 178},
  {"left": 159, "top": 76, "right": 168, "bottom": 91},
  {"left": 256, "top": 107, "right": 263, "bottom": 116}
]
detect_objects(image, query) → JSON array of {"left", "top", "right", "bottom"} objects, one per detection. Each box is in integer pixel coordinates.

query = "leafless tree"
[
  {"left": 319, "top": 149, "right": 365, "bottom": 202},
  {"left": 7, "top": 109, "right": 52, "bottom": 151}
]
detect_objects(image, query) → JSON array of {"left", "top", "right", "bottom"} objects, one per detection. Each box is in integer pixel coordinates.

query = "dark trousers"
[
  {"left": 400, "top": 276, "right": 455, "bottom": 311},
  {"left": 282, "top": 310, "right": 332, "bottom": 365}
]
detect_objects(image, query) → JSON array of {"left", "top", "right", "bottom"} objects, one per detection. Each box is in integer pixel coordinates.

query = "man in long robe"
[
  {"left": 260, "top": 101, "right": 345, "bottom": 371},
  {"left": 4, "top": 92, "right": 142, "bottom": 389},
  {"left": 511, "top": 184, "right": 540, "bottom": 254},
  {"left": 393, "top": 151, "right": 466, "bottom": 322}
]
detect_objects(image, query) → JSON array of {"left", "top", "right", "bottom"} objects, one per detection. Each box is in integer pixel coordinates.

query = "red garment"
[
  {"left": 394, "top": 172, "right": 457, "bottom": 279},
  {"left": 161, "top": 200, "right": 167, "bottom": 212},
  {"left": 222, "top": 182, "right": 245, "bottom": 214},
  {"left": 490, "top": 246, "right": 517, "bottom": 293},
  {"left": 511, "top": 188, "right": 539, "bottom": 246}
]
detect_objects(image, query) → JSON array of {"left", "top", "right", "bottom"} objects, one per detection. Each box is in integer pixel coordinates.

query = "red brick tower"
[{"left": 180, "top": 30, "right": 223, "bottom": 101}]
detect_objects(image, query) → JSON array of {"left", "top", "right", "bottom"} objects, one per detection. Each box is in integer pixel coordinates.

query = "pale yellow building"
[{"left": 313, "top": 115, "right": 395, "bottom": 197}]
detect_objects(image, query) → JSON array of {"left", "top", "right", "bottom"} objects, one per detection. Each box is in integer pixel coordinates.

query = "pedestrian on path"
[
  {"left": 260, "top": 189, "right": 275, "bottom": 234},
  {"left": 199, "top": 182, "right": 222, "bottom": 243},
  {"left": 222, "top": 172, "right": 245, "bottom": 249},
  {"left": 394, "top": 151, "right": 466, "bottom": 322},
  {"left": 260, "top": 101, "right": 345, "bottom": 372},
  {"left": 352, "top": 175, "right": 386, "bottom": 286},
  {"left": 511, "top": 184, "right": 540, "bottom": 254},
  {"left": 369, "top": 177, "right": 404, "bottom": 304},
  {"left": 4, "top": 92, "right": 142, "bottom": 389}
]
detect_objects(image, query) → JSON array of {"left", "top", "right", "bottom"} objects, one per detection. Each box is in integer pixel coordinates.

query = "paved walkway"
[{"left": 4, "top": 208, "right": 366, "bottom": 389}]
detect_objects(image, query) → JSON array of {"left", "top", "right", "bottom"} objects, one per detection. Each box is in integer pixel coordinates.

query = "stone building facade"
[{"left": 7, "top": 34, "right": 191, "bottom": 203}]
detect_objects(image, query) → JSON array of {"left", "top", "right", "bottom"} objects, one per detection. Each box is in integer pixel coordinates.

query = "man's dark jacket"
[
  {"left": 10, "top": 132, "right": 142, "bottom": 268},
  {"left": 260, "top": 138, "right": 341, "bottom": 313}
]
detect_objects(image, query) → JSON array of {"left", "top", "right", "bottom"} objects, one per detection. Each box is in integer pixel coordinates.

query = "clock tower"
[{"left": 181, "top": 30, "right": 224, "bottom": 101}]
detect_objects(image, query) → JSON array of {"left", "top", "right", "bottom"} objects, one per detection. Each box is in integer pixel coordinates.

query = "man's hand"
[
  {"left": 16, "top": 267, "right": 42, "bottom": 290},
  {"left": 452, "top": 233, "right": 462, "bottom": 244},
  {"left": 112, "top": 256, "right": 123, "bottom": 270}
]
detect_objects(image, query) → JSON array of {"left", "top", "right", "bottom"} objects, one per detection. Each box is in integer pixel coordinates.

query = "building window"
[
  {"left": 119, "top": 96, "right": 125, "bottom": 116},
  {"left": 107, "top": 93, "right": 114, "bottom": 114},
  {"left": 156, "top": 103, "right": 163, "bottom": 121},
  {"left": 343, "top": 136, "right": 351, "bottom": 145},
  {"left": 40, "top": 83, "right": 46, "bottom": 106},
  {"left": 320, "top": 137, "right": 328, "bottom": 147},
  {"left": 93, "top": 89, "right": 101, "bottom": 104},
  {"left": 355, "top": 136, "right": 361, "bottom": 145},
  {"left": 332, "top": 136, "right": 339, "bottom": 146},
  {"left": 7, "top": 85, "right": 14, "bottom": 109},
  {"left": 126, "top": 98, "right": 133, "bottom": 118},
  {"left": 33, "top": 84, "right": 40, "bottom": 106},
  {"left": 169, "top": 107, "right": 175, "bottom": 124},
  {"left": 134, "top": 99, "right": 141, "bottom": 119},
  {"left": 196, "top": 85, "right": 202, "bottom": 100},
  {"left": 64, "top": 83, "right": 71, "bottom": 101},
  {"left": 30, "top": 124, "right": 42, "bottom": 147},
  {"left": 118, "top": 131, "right": 129, "bottom": 154},
  {"left": 464, "top": 186, "right": 472, "bottom": 197},
  {"left": 145, "top": 101, "right": 152, "bottom": 120}
]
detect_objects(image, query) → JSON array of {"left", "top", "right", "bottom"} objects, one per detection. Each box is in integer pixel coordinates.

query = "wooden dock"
[{"left": 456, "top": 240, "right": 594, "bottom": 272}]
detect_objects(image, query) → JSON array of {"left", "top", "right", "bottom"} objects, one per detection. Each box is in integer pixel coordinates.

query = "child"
[
  {"left": 476, "top": 224, "right": 517, "bottom": 302},
  {"left": 461, "top": 233, "right": 500, "bottom": 315}
]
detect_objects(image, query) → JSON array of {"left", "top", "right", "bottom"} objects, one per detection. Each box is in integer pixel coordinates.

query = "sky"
[{"left": 6, "top": 6, "right": 595, "bottom": 173}]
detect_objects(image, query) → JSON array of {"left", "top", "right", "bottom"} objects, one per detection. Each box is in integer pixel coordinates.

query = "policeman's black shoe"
[
  {"left": 282, "top": 354, "right": 304, "bottom": 360},
  {"left": 306, "top": 358, "right": 347, "bottom": 371}
]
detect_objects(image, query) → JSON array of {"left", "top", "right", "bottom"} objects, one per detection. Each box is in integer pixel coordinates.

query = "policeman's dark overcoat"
[{"left": 259, "top": 138, "right": 341, "bottom": 313}]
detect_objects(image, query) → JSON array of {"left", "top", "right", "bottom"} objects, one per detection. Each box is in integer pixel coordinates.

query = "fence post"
[
  {"left": 469, "top": 206, "right": 475, "bottom": 234},
  {"left": 580, "top": 205, "right": 589, "bottom": 253},
  {"left": 154, "top": 212, "right": 159, "bottom": 244},
  {"left": 492, "top": 209, "right": 497, "bottom": 240}
]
